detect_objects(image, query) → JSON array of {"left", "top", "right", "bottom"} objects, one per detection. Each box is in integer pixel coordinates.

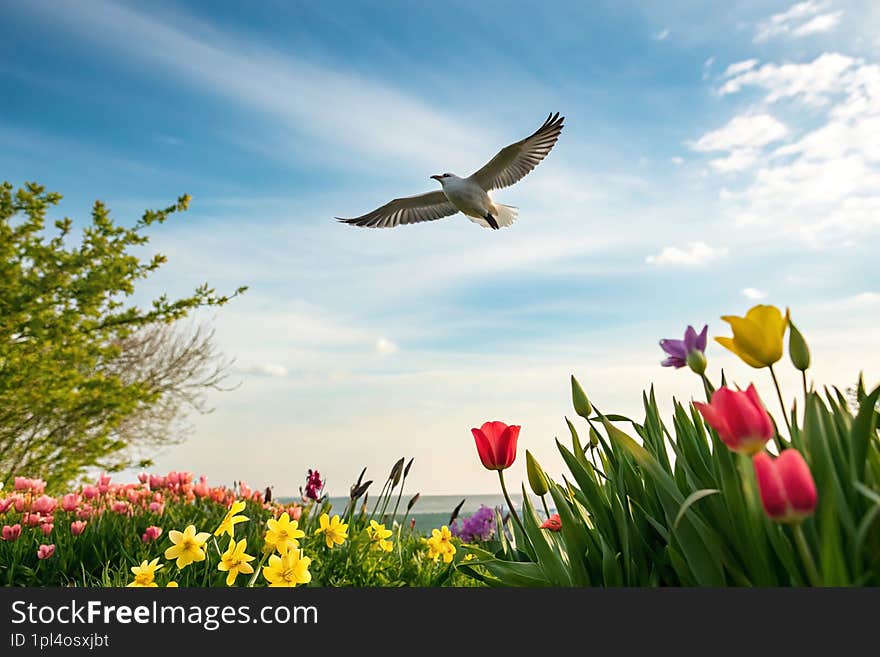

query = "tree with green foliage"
[{"left": 0, "top": 181, "right": 246, "bottom": 490}]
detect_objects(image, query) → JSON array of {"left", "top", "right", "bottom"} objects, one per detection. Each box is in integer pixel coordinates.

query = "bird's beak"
[{"left": 430, "top": 174, "right": 442, "bottom": 181}]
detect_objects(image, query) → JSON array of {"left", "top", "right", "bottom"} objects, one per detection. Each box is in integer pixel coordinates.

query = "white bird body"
[{"left": 337, "top": 113, "right": 563, "bottom": 230}]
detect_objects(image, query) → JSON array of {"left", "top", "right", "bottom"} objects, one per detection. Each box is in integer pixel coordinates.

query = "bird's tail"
[
  {"left": 469, "top": 204, "right": 519, "bottom": 230},
  {"left": 494, "top": 204, "right": 518, "bottom": 227}
]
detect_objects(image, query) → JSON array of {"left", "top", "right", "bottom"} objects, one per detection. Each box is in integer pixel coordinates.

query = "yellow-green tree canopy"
[{"left": 0, "top": 181, "right": 246, "bottom": 490}]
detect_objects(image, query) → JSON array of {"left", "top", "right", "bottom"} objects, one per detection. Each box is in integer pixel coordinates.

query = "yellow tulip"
[{"left": 715, "top": 305, "right": 789, "bottom": 368}]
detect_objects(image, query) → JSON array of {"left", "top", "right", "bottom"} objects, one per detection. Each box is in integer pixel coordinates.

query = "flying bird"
[{"left": 336, "top": 112, "right": 564, "bottom": 230}]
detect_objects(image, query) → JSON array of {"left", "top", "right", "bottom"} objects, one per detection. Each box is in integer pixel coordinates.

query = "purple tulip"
[{"left": 660, "top": 325, "right": 708, "bottom": 372}]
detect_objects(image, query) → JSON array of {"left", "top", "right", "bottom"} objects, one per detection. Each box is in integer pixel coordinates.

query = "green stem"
[
  {"left": 246, "top": 551, "right": 269, "bottom": 588},
  {"left": 497, "top": 470, "right": 526, "bottom": 543},
  {"left": 792, "top": 523, "right": 821, "bottom": 586},
  {"left": 768, "top": 365, "right": 791, "bottom": 449},
  {"left": 700, "top": 373, "right": 715, "bottom": 403},
  {"left": 801, "top": 370, "right": 809, "bottom": 406},
  {"left": 540, "top": 494, "right": 551, "bottom": 519},
  {"left": 390, "top": 475, "right": 407, "bottom": 525}
]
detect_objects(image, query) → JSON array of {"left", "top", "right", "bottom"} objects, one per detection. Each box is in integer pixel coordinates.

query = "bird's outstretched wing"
[
  {"left": 337, "top": 190, "right": 457, "bottom": 228},
  {"left": 468, "top": 112, "right": 564, "bottom": 191}
]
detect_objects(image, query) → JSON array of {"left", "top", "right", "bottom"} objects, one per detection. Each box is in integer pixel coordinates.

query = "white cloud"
[
  {"left": 237, "top": 363, "right": 289, "bottom": 378},
  {"left": 670, "top": 156, "right": 684, "bottom": 165},
  {"left": 375, "top": 338, "right": 398, "bottom": 355},
  {"left": 645, "top": 242, "right": 728, "bottom": 266},
  {"left": 754, "top": 1, "right": 841, "bottom": 42},
  {"left": 742, "top": 287, "right": 768, "bottom": 300},
  {"left": 702, "top": 57, "right": 715, "bottom": 80},
  {"left": 723, "top": 59, "right": 759, "bottom": 77},
  {"left": 655, "top": 28, "right": 670, "bottom": 41},
  {"left": 691, "top": 114, "right": 789, "bottom": 152},
  {"left": 792, "top": 11, "right": 843, "bottom": 37},
  {"left": 709, "top": 150, "right": 759, "bottom": 173},
  {"left": 718, "top": 53, "right": 857, "bottom": 105},
  {"left": 711, "top": 52, "right": 880, "bottom": 243}
]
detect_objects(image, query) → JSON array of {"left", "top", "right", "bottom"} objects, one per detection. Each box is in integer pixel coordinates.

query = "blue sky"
[{"left": 2, "top": 0, "right": 879, "bottom": 495}]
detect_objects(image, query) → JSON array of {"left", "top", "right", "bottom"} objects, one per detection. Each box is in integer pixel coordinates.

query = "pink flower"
[
  {"left": 13, "top": 495, "right": 26, "bottom": 512},
  {"left": 288, "top": 505, "right": 303, "bottom": 521},
  {"left": 141, "top": 526, "right": 163, "bottom": 542},
  {"left": 81, "top": 485, "right": 99, "bottom": 500},
  {"left": 110, "top": 501, "right": 129, "bottom": 515},
  {"left": 13, "top": 477, "right": 30, "bottom": 491},
  {"left": 77, "top": 505, "right": 94, "bottom": 520},
  {"left": 149, "top": 474, "right": 166, "bottom": 490},
  {"left": 0, "top": 497, "right": 14, "bottom": 513},
  {"left": 40, "top": 523, "right": 54, "bottom": 536},
  {"left": 193, "top": 476, "right": 209, "bottom": 498},
  {"left": 148, "top": 501, "right": 164, "bottom": 515},
  {"left": 60, "top": 493, "right": 81, "bottom": 512},
  {"left": 97, "top": 474, "right": 111, "bottom": 494},
  {"left": 32, "top": 495, "right": 57, "bottom": 515},
  {"left": 137, "top": 473, "right": 149, "bottom": 485},
  {"left": 70, "top": 521, "right": 87, "bottom": 536},
  {"left": 14, "top": 477, "right": 46, "bottom": 494},
  {"left": 753, "top": 449, "right": 818, "bottom": 524},
  {"left": 167, "top": 471, "right": 181, "bottom": 486},
  {"left": 694, "top": 385, "right": 775, "bottom": 456},
  {"left": 1, "top": 524, "right": 22, "bottom": 541},
  {"left": 540, "top": 514, "right": 562, "bottom": 531},
  {"left": 37, "top": 544, "right": 55, "bottom": 560}
]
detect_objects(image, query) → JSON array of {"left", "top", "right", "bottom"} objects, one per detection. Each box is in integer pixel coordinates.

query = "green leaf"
[
  {"left": 851, "top": 385, "right": 880, "bottom": 481},
  {"left": 673, "top": 489, "right": 721, "bottom": 529}
]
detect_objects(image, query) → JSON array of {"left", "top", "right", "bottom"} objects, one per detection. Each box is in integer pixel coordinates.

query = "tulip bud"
[
  {"left": 588, "top": 427, "right": 600, "bottom": 447},
  {"left": 686, "top": 349, "right": 707, "bottom": 375},
  {"left": 389, "top": 457, "right": 405, "bottom": 487},
  {"left": 753, "top": 449, "right": 817, "bottom": 524},
  {"left": 407, "top": 493, "right": 420, "bottom": 511},
  {"left": 449, "top": 498, "right": 466, "bottom": 525},
  {"left": 525, "top": 450, "right": 550, "bottom": 496},
  {"left": 403, "top": 457, "right": 414, "bottom": 479},
  {"left": 571, "top": 375, "right": 593, "bottom": 419},
  {"left": 788, "top": 320, "right": 810, "bottom": 372}
]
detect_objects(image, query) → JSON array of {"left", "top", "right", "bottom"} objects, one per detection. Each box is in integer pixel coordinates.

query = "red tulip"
[
  {"left": 753, "top": 449, "right": 817, "bottom": 523},
  {"left": 694, "top": 384, "right": 774, "bottom": 456},
  {"left": 37, "top": 544, "right": 55, "bottom": 560},
  {"left": 540, "top": 514, "right": 562, "bottom": 532},
  {"left": 471, "top": 421, "right": 521, "bottom": 471},
  {"left": 70, "top": 521, "right": 87, "bottom": 536}
]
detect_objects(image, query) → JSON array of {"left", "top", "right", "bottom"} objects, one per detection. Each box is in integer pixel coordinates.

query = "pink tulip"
[
  {"left": 110, "top": 501, "right": 129, "bottom": 515},
  {"left": 1, "top": 524, "right": 22, "bottom": 541},
  {"left": 149, "top": 474, "right": 165, "bottom": 490},
  {"left": 137, "top": 473, "right": 149, "bottom": 485},
  {"left": 70, "top": 521, "right": 87, "bottom": 536},
  {"left": 40, "top": 523, "right": 54, "bottom": 536},
  {"left": 13, "top": 495, "right": 26, "bottom": 512},
  {"left": 0, "top": 497, "right": 14, "bottom": 513},
  {"left": 37, "top": 544, "right": 55, "bottom": 560},
  {"left": 32, "top": 495, "right": 57, "bottom": 515},
  {"left": 288, "top": 505, "right": 303, "bottom": 521},
  {"left": 141, "top": 526, "right": 163, "bottom": 542},
  {"left": 77, "top": 504, "right": 94, "bottom": 520},
  {"left": 81, "top": 485, "right": 99, "bottom": 499},
  {"left": 97, "top": 474, "right": 111, "bottom": 495},
  {"left": 60, "top": 493, "right": 81, "bottom": 512},
  {"left": 694, "top": 385, "right": 775, "bottom": 456},
  {"left": 753, "top": 449, "right": 818, "bottom": 523},
  {"left": 148, "top": 501, "right": 164, "bottom": 515}
]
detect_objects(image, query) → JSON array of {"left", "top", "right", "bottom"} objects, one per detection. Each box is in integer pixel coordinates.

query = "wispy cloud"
[
  {"left": 375, "top": 338, "right": 398, "bottom": 356},
  {"left": 690, "top": 114, "right": 789, "bottom": 173},
  {"left": 755, "top": 1, "right": 842, "bottom": 42},
  {"left": 645, "top": 242, "right": 728, "bottom": 267},
  {"left": 654, "top": 28, "right": 670, "bottom": 41},
  {"left": 742, "top": 287, "right": 767, "bottom": 300},
  {"left": 236, "top": 363, "right": 289, "bottom": 378}
]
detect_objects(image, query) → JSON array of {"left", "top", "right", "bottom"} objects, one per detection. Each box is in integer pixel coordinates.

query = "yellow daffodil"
[
  {"left": 127, "top": 557, "right": 163, "bottom": 587},
  {"left": 262, "top": 549, "right": 312, "bottom": 587},
  {"left": 166, "top": 581, "right": 179, "bottom": 587},
  {"left": 217, "top": 537, "right": 256, "bottom": 586},
  {"left": 214, "top": 500, "right": 249, "bottom": 537},
  {"left": 716, "top": 304, "right": 789, "bottom": 368},
  {"left": 264, "top": 512, "right": 305, "bottom": 554},
  {"left": 314, "top": 513, "right": 348, "bottom": 549},
  {"left": 463, "top": 553, "right": 476, "bottom": 562},
  {"left": 366, "top": 520, "right": 393, "bottom": 552},
  {"left": 164, "top": 524, "right": 210, "bottom": 569},
  {"left": 426, "top": 525, "right": 456, "bottom": 563}
]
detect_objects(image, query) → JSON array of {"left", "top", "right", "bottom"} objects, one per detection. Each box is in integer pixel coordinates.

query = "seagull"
[{"left": 336, "top": 112, "right": 564, "bottom": 230}]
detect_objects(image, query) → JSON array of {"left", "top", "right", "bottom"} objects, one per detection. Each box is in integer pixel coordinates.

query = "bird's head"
[{"left": 430, "top": 173, "right": 456, "bottom": 185}]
